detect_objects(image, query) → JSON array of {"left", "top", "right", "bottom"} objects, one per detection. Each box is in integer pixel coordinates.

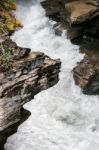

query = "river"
[{"left": 5, "top": 0, "right": 99, "bottom": 150}]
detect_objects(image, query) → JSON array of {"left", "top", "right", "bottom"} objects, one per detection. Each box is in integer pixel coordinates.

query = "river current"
[{"left": 5, "top": 0, "right": 99, "bottom": 150}]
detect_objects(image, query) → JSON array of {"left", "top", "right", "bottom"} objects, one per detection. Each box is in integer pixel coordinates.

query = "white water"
[{"left": 5, "top": 1, "right": 99, "bottom": 150}]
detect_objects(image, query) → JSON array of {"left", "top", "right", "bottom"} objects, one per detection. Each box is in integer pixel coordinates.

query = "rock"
[
  {"left": 1, "top": 38, "right": 31, "bottom": 60},
  {"left": 86, "top": 0, "right": 99, "bottom": 6},
  {"left": 63, "top": 0, "right": 99, "bottom": 39},
  {"left": 0, "top": 1, "right": 61, "bottom": 145},
  {"left": 0, "top": 38, "right": 31, "bottom": 72},
  {"left": 41, "top": 0, "right": 62, "bottom": 21},
  {"left": 42, "top": 0, "right": 99, "bottom": 39},
  {"left": 65, "top": 0, "right": 99, "bottom": 25},
  {"left": 67, "top": 26, "right": 83, "bottom": 41},
  {"left": 0, "top": 39, "right": 61, "bottom": 131},
  {"left": 84, "top": 16, "right": 99, "bottom": 38},
  {"left": 73, "top": 57, "right": 99, "bottom": 95},
  {"left": 41, "top": 0, "right": 99, "bottom": 96},
  {"left": 0, "top": 108, "right": 31, "bottom": 150}
]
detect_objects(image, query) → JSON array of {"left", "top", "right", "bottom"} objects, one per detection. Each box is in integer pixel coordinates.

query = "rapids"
[{"left": 5, "top": 0, "right": 99, "bottom": 150}]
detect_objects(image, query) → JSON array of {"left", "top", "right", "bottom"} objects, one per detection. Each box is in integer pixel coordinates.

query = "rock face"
[
  {"left": 64, "top": 0, "right": 99, "bottom": 38},
  {"left": 62, "top": 0, "right": 99, "bottom": 95},
  {"left": 42, "top": 0, "right": 99, "bottom": 39},
  {"left": 0, "top": 1, "right": 61, "bottom": 146},
  {"left": 73, "top": 57, "right": 99, "bottom": 95},
  {"left": 0, "top": 108, "right": 31, "bottom": 150},
  {"left": 65, "top": 1, "right": 99, "bottom": 25},
  {"left": 41, "top": 0, "right": 99, "bottom": 95},
  {"left": 0, "top": 38, "right": 61, "bottom": 132}
]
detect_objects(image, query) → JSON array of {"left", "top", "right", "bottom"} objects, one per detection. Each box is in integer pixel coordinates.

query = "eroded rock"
[{"left": 73, "top": 57, "right": 99, "bottom": 95}]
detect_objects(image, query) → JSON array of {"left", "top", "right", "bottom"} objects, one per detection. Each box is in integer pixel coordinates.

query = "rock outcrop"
[
  {"left": 65, "top": 0, "right": 99, "bottom": 25},
  {"left": 0, "top": 0, "right": 61, "bottom": 146},
  {"left": 0, "top": 39, "right": 61, "bottom": 131},
  {"left": 41, "top": 0, "right": 99, "bottom": 95},
  {"left": 64, "top": 0, "right": 99, "bottom": 38},
  {"left": 42, "top": 0, "right": 99, "bottom": 39}
]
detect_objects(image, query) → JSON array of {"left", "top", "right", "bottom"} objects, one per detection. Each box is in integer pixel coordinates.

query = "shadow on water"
[{"left": 0, "top": 108, "right": 31, "bottom": 150}]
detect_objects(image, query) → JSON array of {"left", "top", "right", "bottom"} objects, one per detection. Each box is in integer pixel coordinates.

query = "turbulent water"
[{"left": 5, "top": 0, "right": 99, "bottom": 150}]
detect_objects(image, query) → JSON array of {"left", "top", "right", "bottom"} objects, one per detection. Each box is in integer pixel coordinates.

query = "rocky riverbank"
[
  {"left": 41, "top": 0, "right": 99, "bottom": 95},
  {"left": 0, "top": 0, "right": 61, "bottom": 148}
]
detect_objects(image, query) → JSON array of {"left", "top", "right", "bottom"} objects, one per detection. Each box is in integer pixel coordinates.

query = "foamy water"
[{"left": 5, "top": 0, "right": 99, "bottom": 150}]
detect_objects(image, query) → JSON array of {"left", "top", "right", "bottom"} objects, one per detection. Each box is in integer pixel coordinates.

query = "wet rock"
[
  {"left": 0, "top": 108, "right": 31, "bottom": 150},
  {"left": 41, "top": 0, "right": 99, "bottom": 96},
  {"left": 73, "top": 57, "right": 99, "bottom": 95},
  {"left": 67, "top": 25, "right": 83, "bottom": 41},
  {"left": 84, "top": 16, "right": 99, "bottom": 38},
  {"left": 41, "top": 0, "right": 63, "bottom": 21}
]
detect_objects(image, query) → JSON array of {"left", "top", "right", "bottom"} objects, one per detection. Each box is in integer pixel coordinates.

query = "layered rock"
[
  {"left": 0, "top": 0, "right": 61, "bottom": 146},
  {"left": 0, "top": 38, "right": 60, "bottom": 131}
]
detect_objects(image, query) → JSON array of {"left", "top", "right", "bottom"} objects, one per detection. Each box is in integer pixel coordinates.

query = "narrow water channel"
[{"left": 5, "top": 0, "right": 99, "bottom": 150}]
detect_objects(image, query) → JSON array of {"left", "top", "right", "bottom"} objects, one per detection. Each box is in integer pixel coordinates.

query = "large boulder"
[{"left": 65, "top": 0, "right": 99, "bottom": 25}]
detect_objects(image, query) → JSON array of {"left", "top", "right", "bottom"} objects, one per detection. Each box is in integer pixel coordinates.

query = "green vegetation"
[
  {"left": 0, "top": 0, "right": 16, "bottom": 10},
  {"left": 5, "top": 14, "right": 14, "bottom": 31},
  {"left": 0, "top": 0, "right": 22, "bottom": 71},
  {"left": 0, "top": 44, "right": 14, "bottom": 71}
]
